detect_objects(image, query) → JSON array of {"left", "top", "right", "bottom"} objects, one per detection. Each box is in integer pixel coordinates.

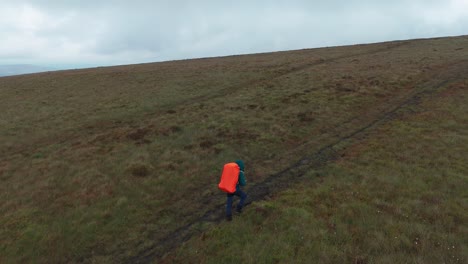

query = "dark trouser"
[{"left": 226, "top": 185, "right": 247, "bottom": 217}]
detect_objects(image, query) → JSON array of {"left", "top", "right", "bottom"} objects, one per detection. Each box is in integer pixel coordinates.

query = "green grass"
[
  {"left": 0, "top": 35, "right": 467, "bottom": 263},
  {"left": 170, "top": 78, "right": 468, "bottom": 263}
]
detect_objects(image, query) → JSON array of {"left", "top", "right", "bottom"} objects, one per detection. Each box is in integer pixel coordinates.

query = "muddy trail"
[{"left": 126, "top": 60, "right": 468, "bottom": 263}]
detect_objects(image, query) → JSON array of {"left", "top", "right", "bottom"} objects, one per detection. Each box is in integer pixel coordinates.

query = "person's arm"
[{"left": 239, "top": 170, "right": 246, "bottom": 186}]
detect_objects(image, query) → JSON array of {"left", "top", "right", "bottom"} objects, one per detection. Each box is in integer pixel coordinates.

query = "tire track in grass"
[
  {"left": 173, "top": 41, "right": 411, "bottom": 107},
  {"left": 127, "top": 61, "right": 468, "bottom": 263}
]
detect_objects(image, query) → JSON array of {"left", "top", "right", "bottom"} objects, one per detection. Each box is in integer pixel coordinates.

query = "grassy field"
[
  {"left": 0, "top": 35, "right": 467, "bottom": 263},
  {"left": 169, "top": 70, "right": 468, "bottom": 263}
]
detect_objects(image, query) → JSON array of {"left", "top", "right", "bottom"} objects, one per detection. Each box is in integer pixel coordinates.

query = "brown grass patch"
[{"left": 126, "top": 161, "right": 154, "bottom": 177}]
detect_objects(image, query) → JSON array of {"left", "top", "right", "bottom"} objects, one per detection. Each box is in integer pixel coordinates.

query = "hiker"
[{"left": 219, "top": 160, "right": 247, "bottom": 221}]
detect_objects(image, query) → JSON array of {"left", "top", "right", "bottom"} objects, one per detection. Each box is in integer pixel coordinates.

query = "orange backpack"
[{"left": 218, "top": 163, "right": 240, "bottom": 193}]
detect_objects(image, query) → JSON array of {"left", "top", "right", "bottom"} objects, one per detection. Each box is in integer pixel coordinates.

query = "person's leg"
[
  {"left": 226, "top": 193, "right": 234, "bottom": 220},
  {"left": 236, "top": 189, "right": 247, "bottom": 213}
]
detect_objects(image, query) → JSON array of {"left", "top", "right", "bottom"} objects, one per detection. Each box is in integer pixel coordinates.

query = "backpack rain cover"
[{"left": 218, "top": 162, "right": 240, "bottom": 193}]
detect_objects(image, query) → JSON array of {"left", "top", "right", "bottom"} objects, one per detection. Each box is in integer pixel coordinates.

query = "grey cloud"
[{"left": 1, "top": 1, "right": 467, "bottom": 68}]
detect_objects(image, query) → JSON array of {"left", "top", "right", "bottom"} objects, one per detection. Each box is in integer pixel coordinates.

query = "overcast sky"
[{"left": 1, "top": 0, "right": 467, "bottom": 69}]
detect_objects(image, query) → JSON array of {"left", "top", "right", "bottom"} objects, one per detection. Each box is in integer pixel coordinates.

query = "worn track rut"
[{"left": 127, "top": 60, "right": 467, "bottom": 263}]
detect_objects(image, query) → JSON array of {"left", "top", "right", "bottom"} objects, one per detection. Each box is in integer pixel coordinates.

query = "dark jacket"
[{"left": 235, "top": 160, "right": 246, "bottom": 186}]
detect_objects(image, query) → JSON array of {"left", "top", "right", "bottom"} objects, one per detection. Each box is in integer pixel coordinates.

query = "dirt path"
[{"left": 127, "top": 61, "right": 467, "bottom": 263}]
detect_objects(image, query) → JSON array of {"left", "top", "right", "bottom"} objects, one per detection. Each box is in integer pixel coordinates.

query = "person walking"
[{"left": 222, "top": 160, "right": 247, "bottom": 221}]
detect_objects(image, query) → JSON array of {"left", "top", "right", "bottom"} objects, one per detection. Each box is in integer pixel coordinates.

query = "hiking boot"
[
  {"left": 226, "top": 215, "right": 232, "bottom": 221},
  {"left": 236, "top": 207, "right": 242, "bottom": 214}
]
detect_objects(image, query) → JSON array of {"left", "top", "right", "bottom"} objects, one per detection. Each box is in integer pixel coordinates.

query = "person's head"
[{"left": 235, "top": 160, "right": 245, "bottom": 171}]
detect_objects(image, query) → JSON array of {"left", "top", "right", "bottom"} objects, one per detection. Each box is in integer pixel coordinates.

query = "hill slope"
[
  {"left": 1, "top": 35, "right": 467, "bottom": 263},
  {"left": 0, "top": 64, "right": 54, "bottom": 77}
]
